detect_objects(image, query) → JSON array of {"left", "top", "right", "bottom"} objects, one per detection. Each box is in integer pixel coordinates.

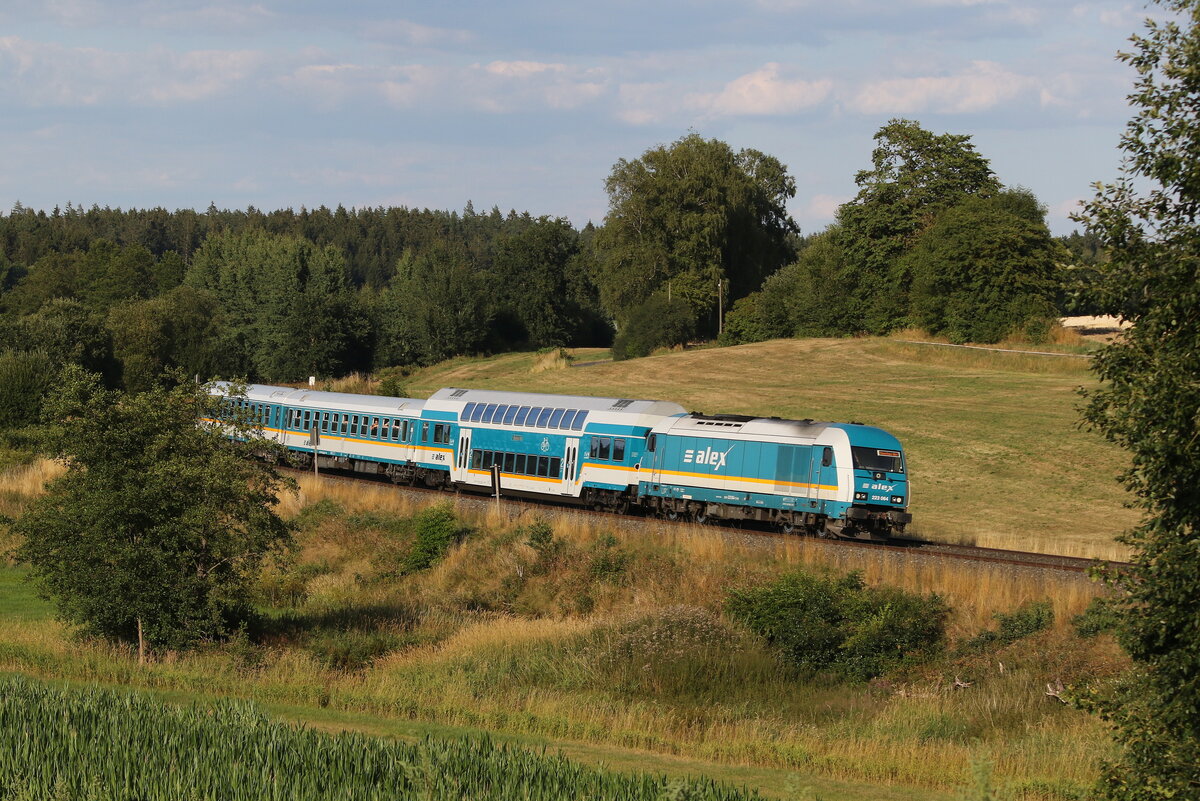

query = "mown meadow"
[
  {"left": 390, "top": 335, "right": 1137, "bottom": 560},
  {"left": 0, "top": 455, "right": 1125, "bottom": 800}
]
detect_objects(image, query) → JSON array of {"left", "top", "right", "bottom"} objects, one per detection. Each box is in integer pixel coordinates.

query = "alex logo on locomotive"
[{"left": 682, "top": 445, "right": 735, "bottom": 470}]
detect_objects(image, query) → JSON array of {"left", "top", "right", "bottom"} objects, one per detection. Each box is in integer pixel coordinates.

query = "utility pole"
[{"left": 718, "top": 279, "right": 724, "bottom": 336}]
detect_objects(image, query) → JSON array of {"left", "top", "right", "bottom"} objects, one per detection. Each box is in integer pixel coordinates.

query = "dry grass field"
[
  {"left": 397, "top": 336, "right": 1135, "bottom": 560},
  {"left": 0, "top": 465, "right": 1123, "bottom": 800}
]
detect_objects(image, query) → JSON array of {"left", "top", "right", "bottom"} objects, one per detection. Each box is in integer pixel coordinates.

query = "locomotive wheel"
[
  {"left": 665, "top": 509, "right": 681, "bottom": 521},
  {"left": 693, "top": 511, "right": 710, "bottom": 525},
  {"left": 779, "top": 520, "right": 796, "bottom": 535}
]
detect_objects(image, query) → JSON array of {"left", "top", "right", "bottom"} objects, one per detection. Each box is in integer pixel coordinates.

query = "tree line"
[{"left": 0, "top": 124, "right": 1110, "bottom": 417}]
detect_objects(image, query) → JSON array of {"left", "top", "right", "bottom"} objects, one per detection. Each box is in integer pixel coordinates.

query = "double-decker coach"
[{"left": 424, "top": 387, "right": 686, "bottom": 509}]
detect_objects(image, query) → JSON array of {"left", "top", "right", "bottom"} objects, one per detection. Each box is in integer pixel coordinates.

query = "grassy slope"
[
  {"left": 0, "top": 564, "right": 956, "bottom": 801},
  {"left": 404, "top": 338, "right": 1136, "bottom": 559}
]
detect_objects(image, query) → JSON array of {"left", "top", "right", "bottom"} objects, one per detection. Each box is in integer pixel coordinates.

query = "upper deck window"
[
  {"left": 514, "top": 406, "right": 530, "bottom": 426},
  {"left": 851, "top": 446, "right": 904, "bottom": 474}
]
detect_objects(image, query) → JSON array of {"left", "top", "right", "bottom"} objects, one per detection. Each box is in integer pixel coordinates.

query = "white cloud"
[
  {"left": 690, "top": 63, "right": 832, "bottom": 116},
  {"left": 850, "top": 60, "right": 1035, "bottom": 114},
  {"left": 142, "top": 2, "right": 276, "bottom": 33},
  {"left": 485, "top": 60, "right": 564, "bottom": 78},
  {"left": 360, "top": 19, "right": 474, "bottom": 47},
  {"left": 0, "top": 36, "right": 264, "bottom": 106},
  {"left": 802, "top": 193, "right": 848, "bottom": 220}
]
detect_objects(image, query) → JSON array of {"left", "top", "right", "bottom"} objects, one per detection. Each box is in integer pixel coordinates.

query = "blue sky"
[{"left": 0, "top": 0, "right": 1154, "bottom": 235}]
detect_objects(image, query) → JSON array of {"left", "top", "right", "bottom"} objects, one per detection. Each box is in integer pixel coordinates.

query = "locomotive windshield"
[{"left": 851, "top": 446, "right": 904, "bottom": 474}]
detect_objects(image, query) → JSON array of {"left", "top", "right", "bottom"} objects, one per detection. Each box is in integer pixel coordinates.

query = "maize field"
[{"left": 0, "top": 677, "right": 760, "bottom": 800}]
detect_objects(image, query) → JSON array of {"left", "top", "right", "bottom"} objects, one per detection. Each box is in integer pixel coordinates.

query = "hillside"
[{"left": 395, "top": 337, "right": 1135, "bottom": 560}]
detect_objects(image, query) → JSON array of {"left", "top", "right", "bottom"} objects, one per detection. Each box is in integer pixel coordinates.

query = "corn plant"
[{"left": 0, "top": 677, "right": 759, "bottom": 800}]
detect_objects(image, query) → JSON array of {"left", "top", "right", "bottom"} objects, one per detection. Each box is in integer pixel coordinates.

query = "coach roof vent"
[
  {"left": 448, "top": 389, "right": 468, "bottom": 398},
  {"left": 610, "top": 399, "right": 635, "bottom": 409}
]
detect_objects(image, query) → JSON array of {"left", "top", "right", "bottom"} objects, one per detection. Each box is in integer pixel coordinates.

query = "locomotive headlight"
[
  {"left": 854, "top": 491, "right": 868, "bottom": 501},
  {"left": 891, "top": 495, "right": 904, "bottom": 504}
]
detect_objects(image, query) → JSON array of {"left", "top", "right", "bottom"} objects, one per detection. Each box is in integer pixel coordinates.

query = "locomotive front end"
[{"left": 822, "top": 425, "right": 912, "bottom": 540}]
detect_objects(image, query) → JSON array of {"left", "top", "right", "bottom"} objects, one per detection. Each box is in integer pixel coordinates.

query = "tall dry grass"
[
  {"left": 322, "top": 373, "right": 379, "bottom": 395},
  {"left": 530, "top": 348, "right": 574, "bottom": 373}
]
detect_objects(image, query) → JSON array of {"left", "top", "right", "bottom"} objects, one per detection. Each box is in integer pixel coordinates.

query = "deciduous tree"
[
  {"left": 15, "top": 370, "right": 293, "bottom": 659},
  {"left": 593, "top": 134, "right": 797, "bottom": 333},
  {"left": 1076, "top": 1, "right": 1200, "bottom": 795}
]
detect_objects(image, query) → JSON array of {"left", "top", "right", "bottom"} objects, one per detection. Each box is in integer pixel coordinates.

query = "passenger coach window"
[
  {"left": 482, "top": 404, "right": 498, "bottom": 423},
  {"left": 514, "top": 406, "right": 530, "bottom": 426},
  {"left": 613, "top": 439, "right": 626, "bottom": 461},
  {"left": 525, "top": 407, "right": 542, "bottom": 427},
  {"left": 503, "top": 406, "right": 519, "bottom": 425},
  {"left": 590, "top": 437, "right": 611, "bottom": 460},
  {"left": 303, "top": 411, "right": 312, "bottom": 430},
  {"left": 463, "top": 403, "right": 476, "bottom": 422},
  {"left": 548, "top": 409, "right": 565, "bottom": 428},
  {"left": 536, "top": 408, "right": 553, "bottom": 427},
  {"left": 321, "top": 412, "right": 330, "bottom": 433}
]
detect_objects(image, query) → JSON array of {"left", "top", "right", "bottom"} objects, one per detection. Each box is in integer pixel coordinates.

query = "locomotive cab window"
[
  {"left": 822, "top": 446, "right": 833, "bottom": 467},
  {"left": 851, "top": 446, "right": 904, "bottom": 474}
]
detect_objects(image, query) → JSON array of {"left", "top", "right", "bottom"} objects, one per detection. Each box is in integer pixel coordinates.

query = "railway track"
[{"left": 283, "top": 466, "right": 1123, "bottom": 574}]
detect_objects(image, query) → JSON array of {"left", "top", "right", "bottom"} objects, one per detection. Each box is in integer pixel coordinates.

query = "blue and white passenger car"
[{"left": 423, "top": 387, "right": 687, "bottom": 507}]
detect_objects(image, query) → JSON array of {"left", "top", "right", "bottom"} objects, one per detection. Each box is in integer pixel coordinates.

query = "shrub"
[
  {"left": 961, "top": 600, "right": 1055, "bottom": 652},
  {"left": 305, "top": 629, "right": 408, "bottom": 670},
  {"left": 0, "top": 350, "right": 55, "bottom": 429},
  {"left": 402, "top": 505, "right": 470, "bottom": 574},
  {"left": 1072, "top": 596, "right": 1119, "bottom": 639},
  {"left": 376, "top": 374, "right": 408, "bottom": 398},
  {"left": 611, "top": 294, "right": 695, "bottom": 360},
  {"left": 726, "top": 570, "right": 948, "bottom": 680}
]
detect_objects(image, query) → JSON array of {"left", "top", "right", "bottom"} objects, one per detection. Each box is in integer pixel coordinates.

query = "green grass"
[{"left": 0, "top": 568, "right": 50, "bottom": 624}]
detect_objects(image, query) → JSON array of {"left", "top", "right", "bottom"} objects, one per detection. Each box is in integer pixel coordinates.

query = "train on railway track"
[{"left": 213, "top": 383, "right": 912, "bottom": 541}]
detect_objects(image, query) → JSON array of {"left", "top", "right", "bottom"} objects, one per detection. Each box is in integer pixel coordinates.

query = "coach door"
[
  {"left": 453, "top": 429, "right": 472, "bottom": 484},
  {"left": 561, "top": 438, "right": 579, "bottom": 495}
]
